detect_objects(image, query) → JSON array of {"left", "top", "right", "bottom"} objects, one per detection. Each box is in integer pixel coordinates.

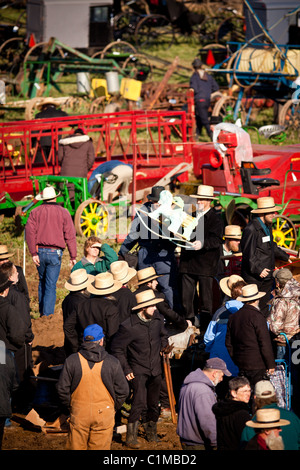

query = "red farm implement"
[
  {"left": 192, "top": 126, "right": 300, "bottom": 250},
  {"left": 0, "top": 98, "right": 195, "bottom": 239}
]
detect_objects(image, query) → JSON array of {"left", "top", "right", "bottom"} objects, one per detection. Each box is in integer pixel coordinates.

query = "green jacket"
[
  {"left": 71, "top": 243, "right": 118, "bottom": 275},
  {"left": 240, "top": 403, "right": 300, "bottom": 450}
]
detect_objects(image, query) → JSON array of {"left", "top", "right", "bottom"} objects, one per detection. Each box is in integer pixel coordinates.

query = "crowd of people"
[{"left": 0, "top": 181, "right": 300, "bottom": 452}]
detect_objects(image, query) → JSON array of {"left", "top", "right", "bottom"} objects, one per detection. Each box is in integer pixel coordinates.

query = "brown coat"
[{"left": 58, "top": 134, "right": 95, "bottom": 178}]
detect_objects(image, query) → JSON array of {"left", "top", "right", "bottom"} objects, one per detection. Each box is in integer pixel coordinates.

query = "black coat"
[
  {"left": 62, "top": 291, "right": 91, "bottom": 356},
  {"left": 225, "top": 304, "right": 275, "bottom": 371},
  {"left": 56, "top": 342, "right": 129, "bottom": 411},
  {"left": 63, "top": 296, "right": 120, "bottom": 354},
  {"left": 241, "top": 217, "right": 289, "bottom": 283},
  {"left": 0, "top": 350, "right": 18, "bottom": 418},
  {"left": 7, "top": 286, "right": 34, "bottom": 344},
  {"left": 212, "top": 398, "right": 251, "bottom": 450},
  {"left": 179, "top": 207, "right": 224, "bottom": 276},
  {"left": 0, "top": 296, "right": 26, "bottom": 352},
  {"left": 110, "top": 311, "right": 168, "bottom": 377},
  {"left": 135, "top": 284, "right": 188, "bottom": 332},
  {"left": 111, "top": 286, "right": 137, "bottom": 324}
]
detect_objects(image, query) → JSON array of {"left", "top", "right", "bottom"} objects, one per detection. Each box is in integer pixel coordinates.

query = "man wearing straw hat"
[
  {"left": 110, "top": 289, "right": 168, "bottom": 448},
  {"left": 25, "top": 185, "right": 77, "bottom": 317},
  {"left": 240, "top": 196, "right": 290, "bottom": 317},
  {"left": 244, "top": 408, "right": 290, "bottom": 450},
  {"left": 225, "top": 284, "right": 276, "bottom": 388},
  {"left": 109, "top": 260, "right": 137, "bottom": 324},
  {"left": 62, "top": 269, "right": 94, "bottom": 357},
  {"left": 63, "top": 272, "right": 121, "bottom": 353},
  {"left": 179, "top": 184, "right": 223, "bottom": 330},
  {"left": 218, "top": 224, "right": 242, "bottom": 280}
]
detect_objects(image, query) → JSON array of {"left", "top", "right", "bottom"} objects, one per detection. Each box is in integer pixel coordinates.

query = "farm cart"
[
  {"left": 5, "top": 159, "right": 192, "bottom": 241},
  {"left": 203, "top": 1, "right": 300, "bottom": 134}
]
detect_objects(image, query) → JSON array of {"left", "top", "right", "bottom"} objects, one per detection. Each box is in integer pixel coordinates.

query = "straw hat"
[
  {"left": 36, "top": 186, "right": 60, "bottom": 201},
  {"left": 110, "top": 260, "right": 136, "bottom": 284},
  {"left": 251, "top": 197, "right": 281, "bottom": 214},
  {"left": 190, "top": 184, "right": 218, "bottom": 200},
  {"left": 64, "top": 269, "right": 94, "bottom": 291},
  {"left": 87, "top": 272, "right": 122, "bottom": 295},
  {"left": 236, "top": 284, "right": 265, "bottom": 302},
  {"left": 36, "top": 97, "right": 60, "bottom": 110},
  {"left": 136, "top": 267, "right": 161, "bottom": 285},
  {"left": 224, "top": 225, "right": 242, "bottom": 240},
  {"left": 132, "top": 289, "right": 164, "bottom": 310},
  {"left": 220, "top": 274, "right": 244, "bottom": 297},
  {"left": 246, "top": 408, "right": 290, "bottom": 429},
  {"left": 0, "top": 245, "right": 14, "bottom": 260}
]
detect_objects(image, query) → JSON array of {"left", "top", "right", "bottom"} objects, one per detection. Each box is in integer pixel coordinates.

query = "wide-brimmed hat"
[
  {"left": 147, "top": 186, "right": 165, "bottom": 202},
  {"left": 36, "top": 186, "right": 61, "bottom": 201},
  {"left": 132, "top": 289, "right": 164, "bottom": 310},
  {"left": 224, "top": 225, "right": 242, "bottom": 240},
  {"left": 36, "top": 97, "right": 60, "bottom": 110},
  {"left": 64, "top": 269, "right": 94, "bottom": 291},
  {"left": 246, "top": 408, "right": 290, "bottom": 429},
  {"left": 236, "top": 284, "right": 265, "bottom": 302},
  {"left": 190, "top": 184, "right": 218, "bottom": 200},
  {"left": 136, "top": 267, "right": 161, "bottom": 285},
  {"left": 0, "top": 245, "right": 14, "bottom": 260},
  {"left": 251, "top": 197, "right": 281, "bottom": 214},
  {"left": 220, "top": 274, "right": 244, "bottom": 297},
  {"left": 110, "top": 260, "right": 136, "bottom": 284},
  {"left": 87, "top": 272, "right": 122, "bottom": 296},
  {"left": 0, "top": 272, "right": 13, "bottom": 293}
]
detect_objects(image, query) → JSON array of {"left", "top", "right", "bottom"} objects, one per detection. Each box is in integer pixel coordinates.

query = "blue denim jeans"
[{"left": 37, "top": 248, "right": 62, "bottom": 316}]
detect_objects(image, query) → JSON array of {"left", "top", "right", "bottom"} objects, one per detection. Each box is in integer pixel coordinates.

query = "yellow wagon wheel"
[
  {"left": 74, "top": 198, "right": 110, "bottom": 238},
  {"left": 272, "top": 214, "right": 297, "bottom": 250}
]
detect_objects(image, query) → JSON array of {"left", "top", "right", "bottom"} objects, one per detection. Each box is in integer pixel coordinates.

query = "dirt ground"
[{"left": 2, "top": 261, "right": 184, "bottom": 452}]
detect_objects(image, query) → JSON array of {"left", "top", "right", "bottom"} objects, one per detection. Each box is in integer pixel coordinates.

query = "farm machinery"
[
  {"left": 192, "top": 122, "right": 300, "bottom": 251},
  {"left": 0, "top": 101, "right": 195, "bottom": 240},
  {"left": 202, "top": 1, "right": 300, "bottom": 137}
]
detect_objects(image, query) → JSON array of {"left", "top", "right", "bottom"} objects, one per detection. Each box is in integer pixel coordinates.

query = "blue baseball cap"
[{"left": 83, "top": 324, "right": 105, "bottom": 342}]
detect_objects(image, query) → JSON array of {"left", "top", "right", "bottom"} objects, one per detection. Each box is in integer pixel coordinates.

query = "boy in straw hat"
[
  {"left": 225, "top": 284, "right": 276, "bottom": 388},
  {"left": 217, "top": 224, "right": 242, "bottom": 280},
  {"left": 179, "top": 184, "right": 223, "bottom": 330},
  {"left": 63, "top": 272, "right": 120, "bottom": 354},
  {"left": 25, "top": 185, "right": 77, "bottom": 316},
  {"left": 110, "top": 289, "right": 168, "bottom": 448},
  {"left": 109, "top": 260, "right": 137, "bottom": 324},
  {"left": 62, "top": 269, "right": 94, "bottom": 357},
  {"left": 240, "top": 196, "right": 290, "bottom": 317}
]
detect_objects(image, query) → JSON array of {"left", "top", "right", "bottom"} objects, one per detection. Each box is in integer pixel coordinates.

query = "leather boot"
[
  {"left": 144, "top": 421, "right": 160, "bottom": 442},
  {"left": 125, "top": 421, "right": 141, "bottom": 449}
]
